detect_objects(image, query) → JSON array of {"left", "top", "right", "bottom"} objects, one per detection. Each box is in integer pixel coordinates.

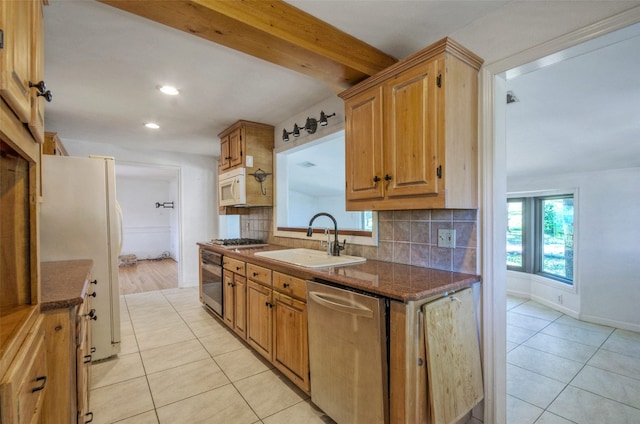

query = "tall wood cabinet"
[
  {"left": 1, "top": 1, "right": 47, "bottom": 422},
  {"left": 340, "top": 37, "right": 483, "bottom": 211}
]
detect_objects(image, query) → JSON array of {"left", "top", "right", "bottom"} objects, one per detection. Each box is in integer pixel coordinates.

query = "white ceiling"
[{"left": 43, "top": 1, "right": 640, "bottom": 180}]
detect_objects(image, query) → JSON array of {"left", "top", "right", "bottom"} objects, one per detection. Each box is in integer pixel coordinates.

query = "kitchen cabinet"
[
  {"left": 272, "top": 287, "right": 309, "bottom": 393},
  {"left": 1, "top": 2, "right": 45, "bottom": 422},
  {"left": 222, "top": 257, "right": 247, "bottom": 339},
  {"left": 423, "top": 288, "right": 483, "bottom": 424},
  {"left": 0, "top": 316, "right": 47, "bottom": 424},
  {"left": 40, "top": 261, "right": 95, "bottom": 424},
  {"left": 43, "top": 131, "right": 68, "bottom": 156},
  {"left": 0, "top": 0, "right": 47, "bottom": 144},
  {"left": 340, "top": 37, "right": 483, "bottom": 211},
  {"left": 217, "top": 120, "right": 274, "bottom": 173},
  {"left": 218, "top": 120, "right": 275, "bottom": 214},
  {"left": 245, "top": 265, "right": 310, "bottom": 393}
]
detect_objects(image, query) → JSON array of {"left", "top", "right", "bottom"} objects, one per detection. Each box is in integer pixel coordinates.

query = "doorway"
[
  {"left": 481, "top": 12, "right": 640, "bottom": 423},
  {"left": 115, "top": 163, "right": 181, "bottom": 294}
]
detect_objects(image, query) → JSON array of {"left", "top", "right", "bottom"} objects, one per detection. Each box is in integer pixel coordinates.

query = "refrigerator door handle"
[{"left": 115, "top": 201, "right": 124, "bottom": 256}]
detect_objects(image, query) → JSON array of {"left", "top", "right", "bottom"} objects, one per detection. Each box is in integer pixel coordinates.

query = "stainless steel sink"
[{"left": 254, "top": 248, "right": 366, "bottom": 268}]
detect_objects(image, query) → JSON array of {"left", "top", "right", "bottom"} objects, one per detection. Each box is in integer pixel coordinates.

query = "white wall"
[
  {"left": 116, "top": 176, "right": 176, "bottom": 260},
  {"left": 62, "top": 138, "right": 217, "bottom": 287},
  {"left": 508, "top": 167, "right": 640, "bottom": 332}
]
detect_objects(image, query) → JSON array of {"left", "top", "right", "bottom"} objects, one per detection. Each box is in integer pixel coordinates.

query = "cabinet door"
[
  {"left": 28, "top": 0, "right": 44, "bottom": 144},
  {"left": 0, "top": 0, "right": 33, "bottom": 123},
  {"left": 345, "top": 85, "right": 385, "bottom": 202},
  {"left": 219, "top": 135, "right": 230, "bottom": 171},
  {"left": 228, "top": 128, "right": 244, "bottom": 168},
  {"left": 273, "top": 292, "right": 309, "bottom": 392},
  {"left": 223, "top": 272, "right": 235, "bottom": 327},
  {"left": 0, "top": 316, "right": 47, "bottom": 424},
  {"left": 423, "top": 289, "right": 483, "bottom": 424},
  {"left": 233, "top": 275, "right": 247, "bottom": 339},
  {"left": 246, "top": 280, "right": 272, "bottom": 361},
  {"left": 384, "top": 61, "right": 439, "bottom": 198}
]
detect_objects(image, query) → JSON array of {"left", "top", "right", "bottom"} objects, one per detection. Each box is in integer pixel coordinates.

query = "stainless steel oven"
[{"left": 200, "top": 250, "right": 223, "bottom": 317}]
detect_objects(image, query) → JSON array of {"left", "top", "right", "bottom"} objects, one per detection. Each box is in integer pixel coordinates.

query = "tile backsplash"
[{"left": 240, "top": 208, "right": 478, "bottom": 274}]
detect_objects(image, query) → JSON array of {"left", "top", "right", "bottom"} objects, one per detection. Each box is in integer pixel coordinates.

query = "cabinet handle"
[
  {"left": 265, "top": 302, "right": 274, "bottom": 309},
  {"left": 90, "top": 279, "right": 97, "bottom": 285},
  {"left": 85, "top": 412, "right": 94, "bottom": 424},
  {"left": 84, "top": 354, "right": 92, "bottom": 364},
  {"left": 29, "top": 80, "right": 47, "bottom": 93},
  {"left": 91, "top": 347, "right": 96, "bottom": 353},
  {"left": 384, "top": 174, "right": 392, "bottom": 181},
  {"left": 373, "top": 176, "right": 381, "bottom": 183},
  {"left": 283, "top": 283, "right": 290, "bottom": 288},
  {"left": 86, "top": 309, "right": 97, "bottom": 321},
  {"left": 31, "top": 376, "right": 47, "bottom": 393},
  {"left": 87, "top": 292, "right": 96, "bottom": 298},
  {"left": 37, "top": 90, "right": 53, "bottom": 102},
  {"left": 253, "top": 272, "right": 259, "bottom": 277},
  {"left": 236, "top": 266, "right": 242, "bottom": 271}
]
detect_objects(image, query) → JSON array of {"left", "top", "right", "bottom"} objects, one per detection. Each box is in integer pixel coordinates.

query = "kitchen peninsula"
[{"left": 198, "top": 242, "right": 483, "bottom": 424}]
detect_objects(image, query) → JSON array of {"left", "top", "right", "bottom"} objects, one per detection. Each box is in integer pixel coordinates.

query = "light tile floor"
[
  {"left": 90, "top": 287, "right": 334, "bottom": 424},
  {"left": 507, "top": 295, "right": 640, "bottom": 423}
]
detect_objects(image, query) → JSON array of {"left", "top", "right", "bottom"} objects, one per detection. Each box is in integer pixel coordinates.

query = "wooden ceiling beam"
[{"left": 98, "top": 0, "right": 398, "bottom": 91}]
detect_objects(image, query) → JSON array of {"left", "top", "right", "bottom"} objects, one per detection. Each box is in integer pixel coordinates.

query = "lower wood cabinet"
[
  {"left": 223, "top": 257, "right": 247, "bottom": 339},
  {"left": 0, "top": 315, "right": 47, "bottom": 424},
  {"left": 245, "top": 266, "right": 310, "bottom": 393},
  {"left": 41, "top": 293, "right": 93, "bottom": 424}
]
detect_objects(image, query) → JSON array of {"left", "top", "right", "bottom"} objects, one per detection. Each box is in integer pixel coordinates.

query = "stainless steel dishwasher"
[{"left": 306, "top": 280, "right": 388, "bottom": 424}]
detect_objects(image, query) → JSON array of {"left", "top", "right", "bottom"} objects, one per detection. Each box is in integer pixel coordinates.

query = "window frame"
[{"left": 507, "top": 191, "right": 576, "bottom": 286}]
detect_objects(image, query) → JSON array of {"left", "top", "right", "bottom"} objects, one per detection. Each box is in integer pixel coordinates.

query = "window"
[{"left": 507, "top": 194, "right": 575, "bottom": 284}]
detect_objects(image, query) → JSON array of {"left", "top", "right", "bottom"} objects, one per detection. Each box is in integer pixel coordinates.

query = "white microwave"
[{"left": 219, "top": 167, "right": 246, "bottom": 206}]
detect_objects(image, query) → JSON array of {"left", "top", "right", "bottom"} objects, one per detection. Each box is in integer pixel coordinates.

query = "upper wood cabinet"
[
  {"left": 0, "top": 0, "right": 47, "bottom": 144},
  {"left": 340, "top": 38, "right": 483, "bottom": 211},
  {"left": 218, "top": 120, "right": 274, "bottom": 174}
]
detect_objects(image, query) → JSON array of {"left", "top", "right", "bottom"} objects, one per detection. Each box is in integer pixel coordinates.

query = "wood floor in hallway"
[{"left": 118, "top": 258, "right": 178, "bottom": 295}]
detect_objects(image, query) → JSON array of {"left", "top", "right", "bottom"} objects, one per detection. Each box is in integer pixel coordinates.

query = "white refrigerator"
[{"left": 40, "top": 155, "right": 122, "bottom": 361}]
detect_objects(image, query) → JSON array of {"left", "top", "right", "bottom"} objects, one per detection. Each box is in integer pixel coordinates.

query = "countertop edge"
[{"left": 41, "top": 259, "right": 93, "bottom": 311}]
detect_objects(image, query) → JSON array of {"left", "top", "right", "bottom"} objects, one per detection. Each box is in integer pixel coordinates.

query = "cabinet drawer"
[
  {"left": 247, "top": 263, "right": 272, "bottom": 286},
  {"left": 0, "top": 316, "right": 47, "bottom": 424},
  {"left": 273, "top": 272, "right": 306, "bottom": 300},
  {"left": 223, "top": 257, "right": 246, "bottom": 276}
]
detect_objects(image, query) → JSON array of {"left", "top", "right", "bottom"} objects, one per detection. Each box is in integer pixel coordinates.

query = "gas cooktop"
[{"left": 208, "top": 238, "right": 267, "bottom": 248}]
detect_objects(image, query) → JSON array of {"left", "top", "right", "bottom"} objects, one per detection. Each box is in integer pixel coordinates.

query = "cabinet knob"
[
  {"left": 90, "top": 279, "right": 97, "bottom": 285},
  {"left": 384, "top": 174, "right": 392, "bottom": 181},
  {"left": 236, "top": 266, "right": 242, "bottom": 271},
  {"left": 37, "top": 90, "right": 53, "bottom": 102},
  {"left": 84, "top": 354, "right": 92, "bottom": 364},
  {"left": 253, "top": 272, "right": 259, "bottom": 277},
  {"left": 283, "top": 283, "right": 290, "bottom": 288},
  {"left": 31, "top": 376, "right": 47, "bottom": 393},
  {"left": 29, "top": 80, "right": 47, "bottom": 93},
  {"left": 373, "top": 176, "right": 381, "bottom": 183},
  {"left": 87, "top": 309, "right": 97, "bottom": 320},
  {"left": 87, "top": 292, "right": 97, "bottom": 298}
]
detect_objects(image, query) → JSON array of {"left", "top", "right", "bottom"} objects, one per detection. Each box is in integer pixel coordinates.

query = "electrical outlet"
[{"left": 437, "top": 229, "right": 456, "bottom": 248}]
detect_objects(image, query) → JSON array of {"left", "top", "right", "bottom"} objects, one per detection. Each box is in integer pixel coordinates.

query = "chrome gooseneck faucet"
[{"left": 306, "top": 212, "right": 345, "bottom": 256}]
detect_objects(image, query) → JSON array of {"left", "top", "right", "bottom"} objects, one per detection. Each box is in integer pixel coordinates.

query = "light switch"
[
  {"left": 437, "top": 229, "right": 456, "bottom": 248},
  {"left": 246, "top": 155, "right": 254, "bottom": 167}
]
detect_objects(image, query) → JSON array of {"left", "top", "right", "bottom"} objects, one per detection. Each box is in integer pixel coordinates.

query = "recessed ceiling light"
[
  {"left": 145, "top": 123, "right": 160, "bottom": 129},
  {"left": 159, "top": 85, "right": 179, "bottom": 95}
]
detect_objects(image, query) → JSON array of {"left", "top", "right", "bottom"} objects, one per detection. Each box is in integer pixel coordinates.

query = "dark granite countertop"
[
  {"left": 198, "top": 243, "right": 480, "bottom": 302},
  {"left": 41, "top": 260, "right": 93, "bottom": 311}
]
